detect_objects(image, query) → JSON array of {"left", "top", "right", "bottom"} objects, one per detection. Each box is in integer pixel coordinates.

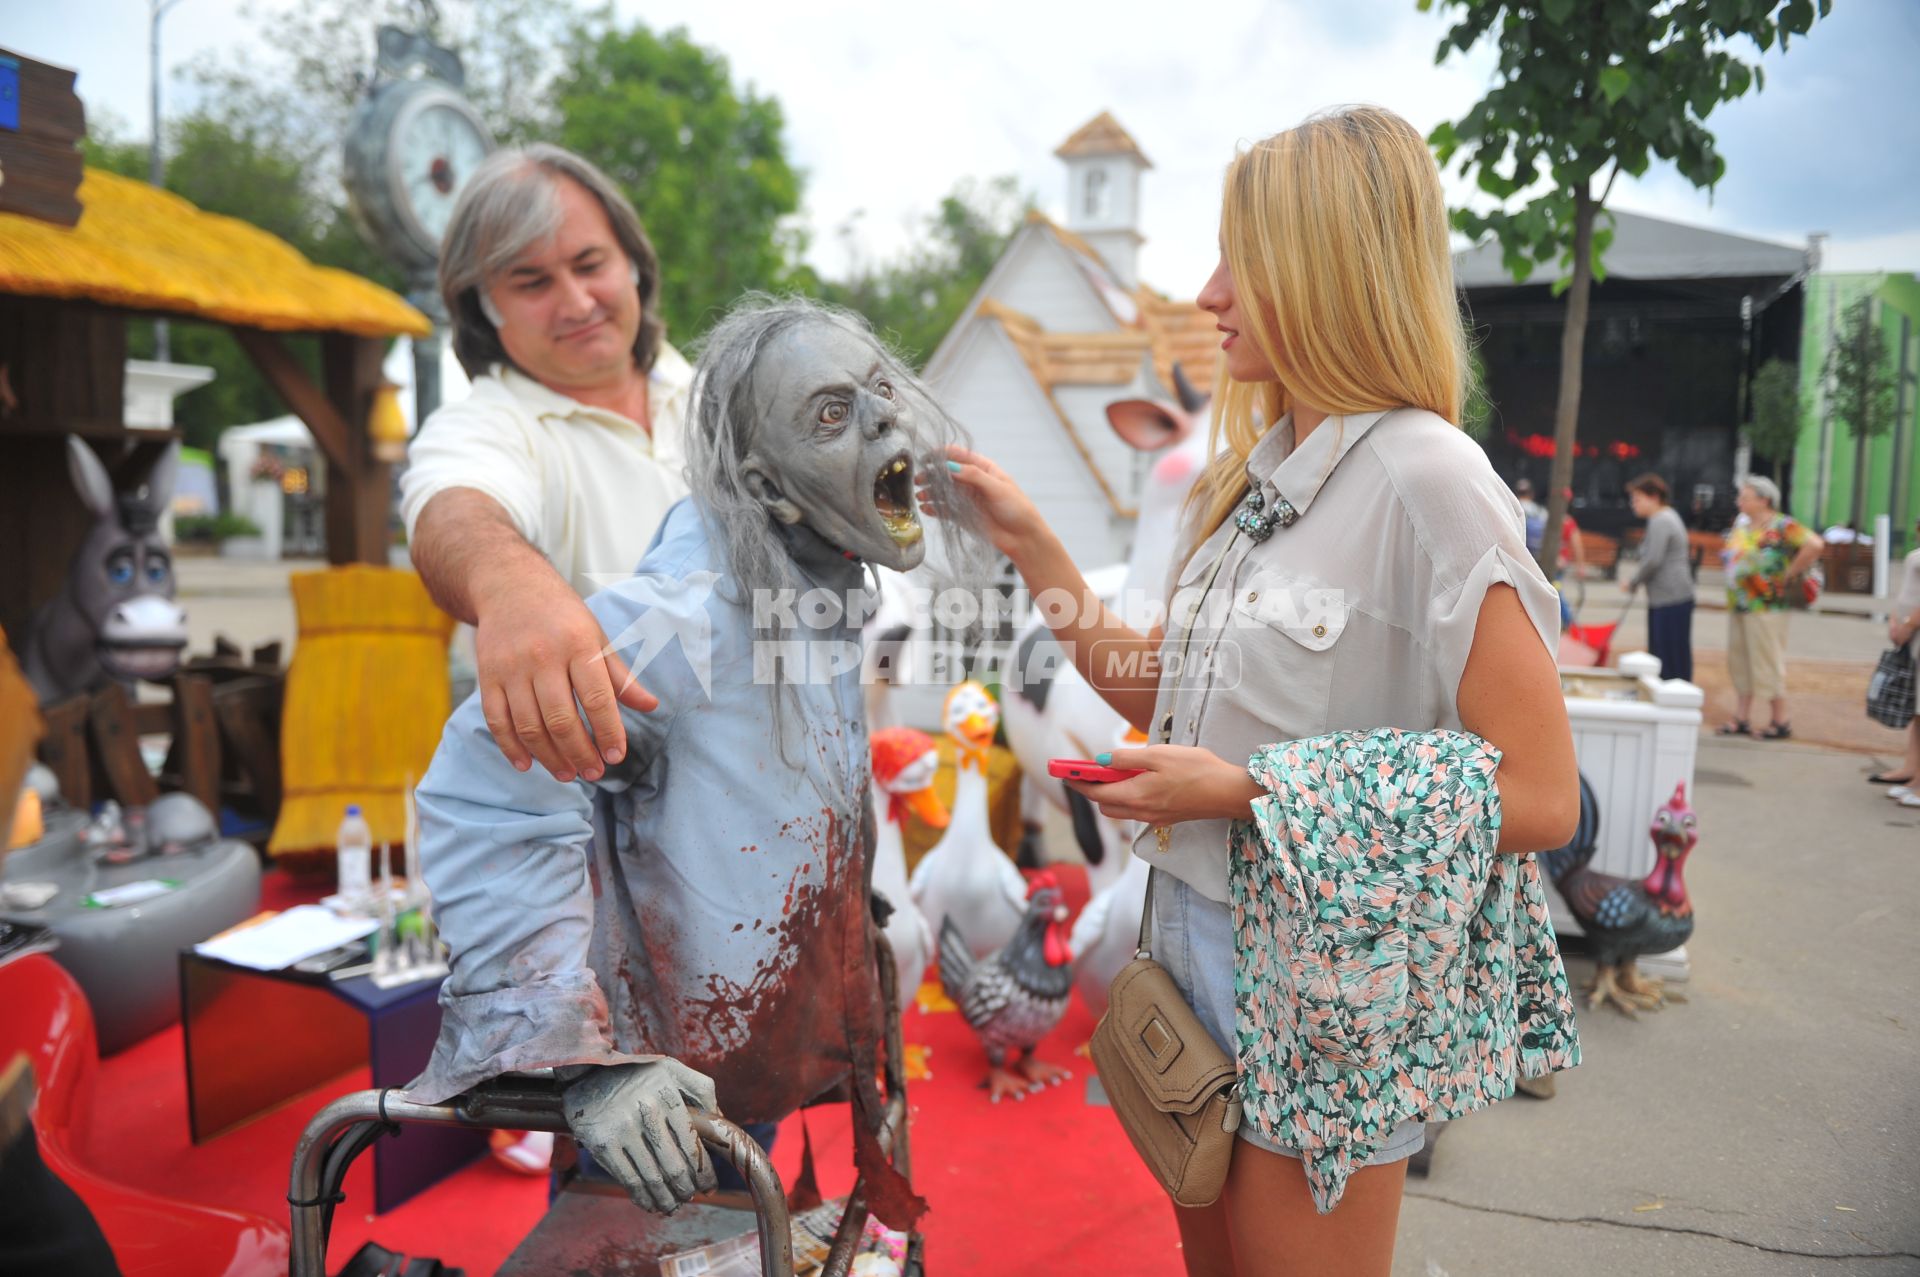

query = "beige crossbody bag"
[{"left": 1087, "top": 530, "right": 1244, "bottom": 1208}]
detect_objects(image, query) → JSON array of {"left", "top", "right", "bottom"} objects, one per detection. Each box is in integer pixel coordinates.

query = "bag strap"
[
  {"left": 1136, "top": 528, "right": 1242, "bottom": 961},
  {"left": 1137, "top": 865, "right": 1157, "bottom": 958}
]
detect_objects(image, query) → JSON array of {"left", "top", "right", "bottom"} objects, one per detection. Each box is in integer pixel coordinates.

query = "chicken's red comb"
[
  {"left": 1026, "top": 869, "right": 1059, "bottom": 898},
  {"left": 870, "top": 727, "right": 937, "bottom": 783}
]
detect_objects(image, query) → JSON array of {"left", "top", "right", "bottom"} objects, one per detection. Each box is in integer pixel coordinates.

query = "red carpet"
[{"left": 89, "top": 864, "right": 1187, "bottom": 1276}]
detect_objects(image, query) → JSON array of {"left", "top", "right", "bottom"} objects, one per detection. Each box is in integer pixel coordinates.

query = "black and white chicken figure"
[{"left": 939, "top": 871, "right": 1074, "bottom": 1103}]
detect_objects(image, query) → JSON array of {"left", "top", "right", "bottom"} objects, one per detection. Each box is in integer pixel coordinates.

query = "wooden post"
[
  {"left": 36, "top": 696, "right": 90, "bottom": 811},
  {"left": 172, "top": 673, "right": 220, "bottom": 814},
  {"left": 323, "top": 334, "right": 392, "bottom": 566},
  {"left": 235, "top": 328, "right": 390, "bottom": 566}
]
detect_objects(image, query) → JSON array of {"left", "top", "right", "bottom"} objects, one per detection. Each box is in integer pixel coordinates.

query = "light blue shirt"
[{"left": 408, "top": 499, "right": 882, "bottom": 1123}]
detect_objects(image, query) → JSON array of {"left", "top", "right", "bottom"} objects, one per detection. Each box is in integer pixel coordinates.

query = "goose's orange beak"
[{"left": 906, "top": 786, "right": 949, "bottom": 829}]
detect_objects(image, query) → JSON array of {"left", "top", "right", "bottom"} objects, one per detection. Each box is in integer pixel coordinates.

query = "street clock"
[{"left": 343, "top": 26, "right": 493, "bottom": 272}]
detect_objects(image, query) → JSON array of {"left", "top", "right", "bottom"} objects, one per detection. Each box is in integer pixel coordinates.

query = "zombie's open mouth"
[{"left": 873, "top": 452, "right": 922, "bottom": 545}]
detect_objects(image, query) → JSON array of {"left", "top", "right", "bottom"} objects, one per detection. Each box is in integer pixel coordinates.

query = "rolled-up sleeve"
[
  {"left": 1402, "top": 441, "right": 1561, "bottom": 716},
  {"left": 398, "top": 389, "right": 544, "bottom": 547},
  {"left": 407, "top": 573, "right": 690, "bottom": 1102}
]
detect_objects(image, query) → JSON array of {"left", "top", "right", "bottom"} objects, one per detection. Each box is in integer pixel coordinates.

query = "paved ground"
[
  {"left": 170, "top": 555, "right": 1920, "bottom": 1274},
  {"left": 1395, "top": 737, "right": 1920, "bottom": 1277}
]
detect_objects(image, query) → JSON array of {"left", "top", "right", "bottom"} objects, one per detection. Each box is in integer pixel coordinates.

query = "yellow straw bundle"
[{"left": 268, "top": 567, "right": 453, "bottom": 864}]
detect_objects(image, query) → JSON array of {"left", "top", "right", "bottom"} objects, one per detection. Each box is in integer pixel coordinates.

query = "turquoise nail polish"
[
  {"left": 1095, "top": 752, "right": 1112, "bottom": 766},
  {"left": 946, "top": 460, "right": 962, "bottom": 472}
]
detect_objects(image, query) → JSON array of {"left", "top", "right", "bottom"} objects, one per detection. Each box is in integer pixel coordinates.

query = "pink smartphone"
[{"left": 1048, "top": 758, "right": 1143, "bottom": 783}]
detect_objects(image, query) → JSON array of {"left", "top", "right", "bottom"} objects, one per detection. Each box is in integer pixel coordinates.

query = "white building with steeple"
[{"left": 925, "top": 112, "right": 1213, "bottom": 570}]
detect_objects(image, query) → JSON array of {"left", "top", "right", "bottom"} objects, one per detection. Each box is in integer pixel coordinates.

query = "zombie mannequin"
[{"left": 408, "top": 297, "right": 989, "bottom": 1223}]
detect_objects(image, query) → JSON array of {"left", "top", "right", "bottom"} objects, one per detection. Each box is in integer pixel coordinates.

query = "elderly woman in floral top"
[{"left": 1720, "top": 476, "right": 1824, "bottom": 739}]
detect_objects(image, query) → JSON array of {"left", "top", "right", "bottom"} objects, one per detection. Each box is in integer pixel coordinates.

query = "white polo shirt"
[{"left": 399, "top": 346, "right": 694, "bottom": 597}]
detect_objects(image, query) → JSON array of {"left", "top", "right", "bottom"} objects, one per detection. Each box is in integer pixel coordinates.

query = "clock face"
[{"left": 393, "top": 97, "right": 490, "bottom": 249}]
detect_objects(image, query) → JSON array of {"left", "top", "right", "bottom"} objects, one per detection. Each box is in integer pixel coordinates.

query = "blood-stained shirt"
[{"left": 407, "top": 498, "right": 882, "bottom": 1124}]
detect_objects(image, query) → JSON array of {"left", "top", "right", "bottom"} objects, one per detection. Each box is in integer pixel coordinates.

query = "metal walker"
[{"left": 287, "top": 937, "right": 921, "bottom": 1277}]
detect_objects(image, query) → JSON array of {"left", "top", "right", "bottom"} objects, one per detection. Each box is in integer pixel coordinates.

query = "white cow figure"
[{"left": 1000, "top": 367, "right": 1212, "bottom": 1017}]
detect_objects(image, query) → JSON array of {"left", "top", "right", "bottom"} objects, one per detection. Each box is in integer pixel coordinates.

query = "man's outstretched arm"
[{"left": 412, "top": 489, "right": 657, "bottom": 782}]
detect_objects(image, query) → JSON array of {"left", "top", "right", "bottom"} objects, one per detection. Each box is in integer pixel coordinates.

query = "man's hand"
[
  {"left": 562, "top": 1060, "right": 719, "bottom": 1214},
  {"left": 473, "top": 571, "right": 658, "bottom": 782}
]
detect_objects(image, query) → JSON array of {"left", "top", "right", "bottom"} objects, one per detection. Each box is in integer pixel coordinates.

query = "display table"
[{"left": 179, "top": 949, "right": 486, "bottom": 1213}]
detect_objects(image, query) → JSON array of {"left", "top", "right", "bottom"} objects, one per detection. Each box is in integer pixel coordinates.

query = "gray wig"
[{"left": 683, "top": 294, "right": 997, "bottom": 637}]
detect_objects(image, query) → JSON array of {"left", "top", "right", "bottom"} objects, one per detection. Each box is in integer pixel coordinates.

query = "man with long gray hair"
[
  {"left": 407, "top": 296, "right": 992, "bottom": 1231},
  {"left": 400, "top": 143, "right": 687, "bottom": 794}
]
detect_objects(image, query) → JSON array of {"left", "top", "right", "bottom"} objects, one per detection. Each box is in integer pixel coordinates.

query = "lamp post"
[{"left": 150, "top": 0, "right": 187, "bottom": 362}]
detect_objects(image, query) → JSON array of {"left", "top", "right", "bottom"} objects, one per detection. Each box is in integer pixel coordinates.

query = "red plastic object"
[
  {"left": 1562, "top": 619, "right": 1618, "bottom": 666},
  {"left": 1046, "top": 758, "right": 1145, "bottom": 783},
  {"left": 0, "top": 955, "right": 289, "bottom": 1277}
]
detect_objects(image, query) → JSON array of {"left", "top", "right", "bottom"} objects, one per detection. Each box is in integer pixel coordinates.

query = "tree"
[
  {"left": 1421, "top": 0, "right": 1829, "bottom": 573},
  {"left": 817, "top": 177, "right": 1031, "bottom": 367},
  {"left": 1827, "top": 296, "right": 1898, "bottom": 529},
  {"left": 550, "top": 22, "right": 805, "bottom": 341},
  {"left": 1746, "top": 356, "right": 1802, "bottom": 480}
]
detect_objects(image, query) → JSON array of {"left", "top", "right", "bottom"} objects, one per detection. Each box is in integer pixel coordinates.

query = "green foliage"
[
  {"left": 1461, "top": 344, "right": 1494, "bottom": 441},
  {"left": 1422, "top": 0, "right": 1829, "bottom": 285},
  {"left": 1827, "top": 297, "right": 1897, "bottom": 443},
  {"left": 1746, "top": 356, "right": 1802, "bottom": 472},
  {"left": 1827, "top": 295, "right": 1897, "bottom": 527},
  {"left": 1420, "top": 0, "right": 1829, "bottom": 566},
  {"left": 815, "top": 178, "right": 1032, "bottom": 367},
  {"left": 175, "top": 512, "right": 263, "bottom": 542},
  {"left": 549, "top": 22, "right": 805, "bottom": 342}
]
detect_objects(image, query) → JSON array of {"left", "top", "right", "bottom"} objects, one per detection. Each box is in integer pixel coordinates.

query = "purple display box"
[{"left": 179, "top": 949, "right": 487, "bottom": 1213}]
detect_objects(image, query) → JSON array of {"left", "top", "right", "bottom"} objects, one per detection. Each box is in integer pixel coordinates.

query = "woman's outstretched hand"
[
  {"left": 918, "top": 446, "right": 1050, "bottom": 564},
  {"left": 1064, "top": 745, "right": 1263, "bottom": 827}
]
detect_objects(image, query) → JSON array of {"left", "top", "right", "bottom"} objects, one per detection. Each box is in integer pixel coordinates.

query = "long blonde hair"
[{"left": 1189, "top": 106, "right": 1471, "bottom": 540}]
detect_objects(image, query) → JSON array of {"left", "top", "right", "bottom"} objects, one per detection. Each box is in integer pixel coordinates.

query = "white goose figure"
[
  {"left": 869, "top": 726, "right": 947, "bottom": 1009},
  {"left": 909, "top": 681, "right": 1026, "bottom": 961},
  {"left": 1070, "top": 849, "right": 1150, "bottom": 1020}
]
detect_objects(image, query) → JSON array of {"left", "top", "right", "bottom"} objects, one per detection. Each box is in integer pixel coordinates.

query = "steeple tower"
[{"left": 1055, "top": 111, "right": 1151, "bottom": 289}]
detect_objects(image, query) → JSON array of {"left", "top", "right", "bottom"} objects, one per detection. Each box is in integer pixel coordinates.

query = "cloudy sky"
[{"left": 12, "top": 0, "right": 1917, "bottom": 295}]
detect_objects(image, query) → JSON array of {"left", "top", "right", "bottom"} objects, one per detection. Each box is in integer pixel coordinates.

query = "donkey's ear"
[
  {"left": 65, "top": 437, "right": 118, "bottom": 522},
  {"left": 137, "top": 444, "right": 179, "bottom": 515}
]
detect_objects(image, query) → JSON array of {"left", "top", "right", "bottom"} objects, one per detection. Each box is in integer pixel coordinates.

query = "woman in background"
[
  {"left": 1625, "top": 473, "right": 1695, "bottom": 681},
  {"left": 1720, "top": 477, "right": 1822, "bottom": 738}
]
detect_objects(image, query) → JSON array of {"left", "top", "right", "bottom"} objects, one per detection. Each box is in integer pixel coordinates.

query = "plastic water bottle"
[{"left": 336, "top": 804, "right": 372, "bottom": 908}]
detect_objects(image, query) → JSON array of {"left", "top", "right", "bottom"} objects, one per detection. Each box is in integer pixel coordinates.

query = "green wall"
[{"left": 1791, "top": 272, "right": 1920, "bottom": 548}]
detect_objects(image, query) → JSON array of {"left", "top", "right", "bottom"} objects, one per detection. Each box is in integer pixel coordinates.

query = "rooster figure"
[
  {"left": 939, "top": 871, "right": 1074, "bottom": 1103},
  {"left": 1542, "top": 778, "right": 1698, "bottom": 1016}
]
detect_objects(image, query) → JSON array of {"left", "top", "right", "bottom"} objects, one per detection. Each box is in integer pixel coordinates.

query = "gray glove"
[{"left": 561, "top": 1059, "right": 720, "bottom": 1213}]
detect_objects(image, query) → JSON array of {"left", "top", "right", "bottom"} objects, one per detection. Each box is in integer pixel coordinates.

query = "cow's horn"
[{"left": 1172, "top": 362, "right": 1207, "bottom": 414}]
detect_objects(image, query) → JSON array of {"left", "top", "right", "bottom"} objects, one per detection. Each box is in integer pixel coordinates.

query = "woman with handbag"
[
  {"left": 1871, "top": 522, "right": 1920, "bottom": 798},
  {"left": 924, "top": 106, "right": 1581, "bottom": 1277},
  {"left": 1718, "top": 477, "right": 1824, "bottom": 740}
]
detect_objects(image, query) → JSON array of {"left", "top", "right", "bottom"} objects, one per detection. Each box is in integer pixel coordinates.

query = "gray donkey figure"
[{"left": 23, "top": 437, "right": 191, "bottom": 704}]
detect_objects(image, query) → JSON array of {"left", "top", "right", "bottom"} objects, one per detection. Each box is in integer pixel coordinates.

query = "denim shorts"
[{"left": 1151, "top": 872, "right": 1427, "bottom": 1166}]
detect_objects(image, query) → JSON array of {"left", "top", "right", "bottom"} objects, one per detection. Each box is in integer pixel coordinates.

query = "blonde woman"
[{"left": 924, "top": 107, "right": 1580, "bottom": 1276}]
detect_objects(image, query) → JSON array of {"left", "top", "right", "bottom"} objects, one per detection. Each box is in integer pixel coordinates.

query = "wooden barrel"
[{"left": 267, "top": 566, "right": 451, "bottom": 865}]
